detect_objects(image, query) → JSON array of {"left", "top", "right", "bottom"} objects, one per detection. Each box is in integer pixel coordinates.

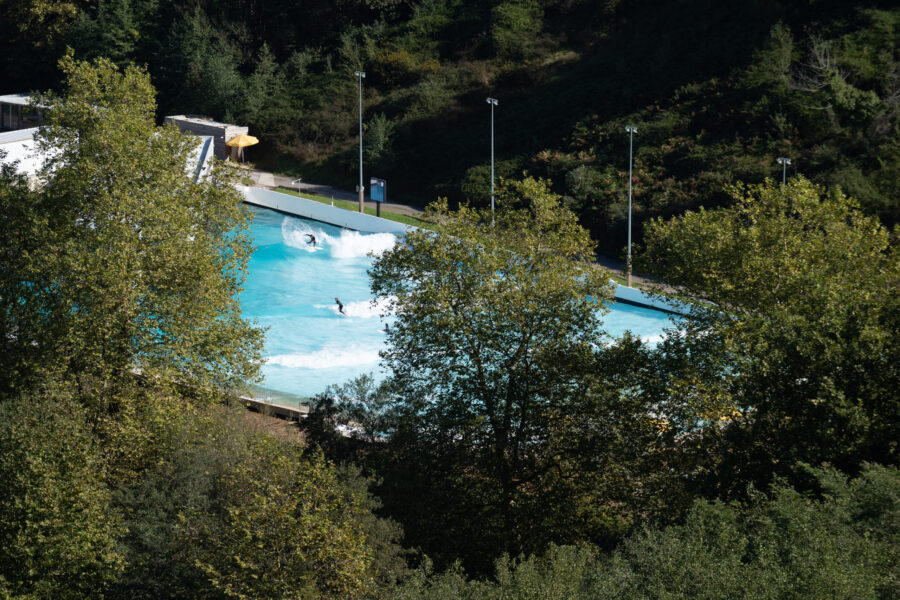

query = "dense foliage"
[
  {"left": 379, "top": 464, "right": 899, "bottom": 599},
  {"left": 641, "top": 177, "right": 900, "bottom": 495},
  {"left": 305, "top": 175, "right": 899, "bottom": 579},
  {"left": 1, "top": 3, "right": 898, "bottom": 597},
  {"left": 0, "top": 59, "right": 403, "bottom": 600},
  {"left": 359, "top": 179, "right": 675, "bottom": 567},
  {"left": 3, "top": 1, "right": 897, "bottom": 254},
  {"left": 0, "top": 53, "right": 263, "bottom": 406}
]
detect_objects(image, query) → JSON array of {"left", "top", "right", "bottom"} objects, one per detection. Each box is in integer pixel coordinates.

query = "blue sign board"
[{"left": 370, "top": 177, "right": 386, "bottom": 203}]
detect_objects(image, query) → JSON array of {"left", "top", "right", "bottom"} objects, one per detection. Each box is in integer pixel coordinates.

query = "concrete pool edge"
[
  {"left": 611, "top": 282, "right": 692, "bottom": 315},
  {"left": 238, "top": 185, "right": 418, "bottom": 234}
]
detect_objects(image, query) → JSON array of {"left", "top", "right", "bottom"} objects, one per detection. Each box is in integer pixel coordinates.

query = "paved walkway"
[{"left": 249, "top": 169, "right": 426, "bottom": 218}]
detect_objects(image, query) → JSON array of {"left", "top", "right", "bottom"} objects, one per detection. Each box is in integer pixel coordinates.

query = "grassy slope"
[{"left": 272, "top": 186, "right": 435, "bottom": 230}]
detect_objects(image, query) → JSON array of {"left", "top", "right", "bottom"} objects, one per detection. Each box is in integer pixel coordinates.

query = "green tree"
[
  {"left": 172, "top": 434, "right": 375, "bottom": 600},
  {"left": 0, "top": 391, "right": 125, "bottom": 599},
  {"left": 365, "top": 112, "right": 397, "bottom": 169},
  {"left": 109, "top": 404, "right": 400, "bottom": 600},
  {"left": 381, "top": 465, "right": 899, "bottom": 599},
  {"left": 490, "top": 0, "right": 543, "bottom": 62},
  {"left": 243, "top": 43, "right": 288, "bottom": 127},
  {"left": 641, "top": 177, "right": 900, "bottom": 494},
  {"left": 0, "top": 54, "right": 263, "bottom": 408},
  {"left": 368, "top": 177, "right": 634, "bottom": 568},
  {"left": 72, "top": 0, "right": 139, "bottom": 66}
]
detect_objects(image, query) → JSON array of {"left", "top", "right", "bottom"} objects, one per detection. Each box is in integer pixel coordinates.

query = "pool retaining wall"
[
  {"left": 239, "top": 186, "right": 418, "bottom": 234},
  {"left": 612, "top": 281, "right": 691, "bottom": 315}
]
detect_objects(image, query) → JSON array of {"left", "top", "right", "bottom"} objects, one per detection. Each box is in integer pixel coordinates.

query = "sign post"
[{"left": 370, "top": 177, "right": 386, "bottom": 218}]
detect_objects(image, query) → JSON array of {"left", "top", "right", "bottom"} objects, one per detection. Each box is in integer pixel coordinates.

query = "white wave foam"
[
  {"left": 267, "top": 344, "right": 381, "bottom": 369},
  {"left": 281, "top": 218, "right": 324, "bottom": 253},
  {"left": 281, "top": 217, "right": 396, "bottom": 258},
  {"left": 329, "top": 230, "right": 396, "bottom": 259},
  {"left": 317, "top": 296, "right": 395, "bottom": 318}
]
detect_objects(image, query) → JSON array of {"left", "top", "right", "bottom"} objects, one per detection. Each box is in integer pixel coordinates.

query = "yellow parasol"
[
  {"left": 226, "top": 134, "right": 258, "bottom": 162},
  {"left": 226, "top": 134, "right": 259, "bottom": 148}
]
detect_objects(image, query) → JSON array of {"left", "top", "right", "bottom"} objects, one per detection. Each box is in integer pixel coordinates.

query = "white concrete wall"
[
  {"left": 165, "top": 116, "right": 249, "bottom": 160},
  {"left": 612, "top": 281, "right": 691, "bottom": 315},
  {"left": 239, "top": 186, "right": 418, "bottom": 234}
]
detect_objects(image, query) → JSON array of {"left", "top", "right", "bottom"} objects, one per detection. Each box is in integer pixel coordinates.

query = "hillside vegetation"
[
  {"left": 1, "top": 4, "right": 898, "bottom": 598},
  {"left": 3, "top": 0, "right": 897, "bottom": 252}
]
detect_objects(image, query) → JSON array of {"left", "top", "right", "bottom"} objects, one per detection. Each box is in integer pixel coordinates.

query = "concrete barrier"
[
  {"left": 612, "top": 281, "right": 691, "bottom": 315},
  {"left": 239, "top": 186, "right": 418, "bottom": 234},
  {"left": 241, "top": 396, "right": 309, "bottom": 421}
]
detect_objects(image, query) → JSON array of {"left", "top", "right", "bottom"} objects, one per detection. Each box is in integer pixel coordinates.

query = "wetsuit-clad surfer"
[
  {"left": 335, "top": 297, "right": 345, "bottom": 315},
  {"left": 305, "top": 233, "right": 317, "bottom": 247}
]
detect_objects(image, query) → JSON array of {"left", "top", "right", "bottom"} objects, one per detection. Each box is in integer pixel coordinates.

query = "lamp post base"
[
  {"left": 626, "top": 255, "right": 633, "bottom": 288},
  {"left": 359, "top": 189, "right": 364, "bottom": 213}
]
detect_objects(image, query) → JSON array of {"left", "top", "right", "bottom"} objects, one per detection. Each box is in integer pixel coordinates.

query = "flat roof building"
[
  {"left": 0, "top": 94, "right": 43, "bottom": 131},
  {"left": 0, "top": 127, "right": 214, "bottom": 185},
  {"left": 164, "top": 115, "right": 249, "bottom": 161}
]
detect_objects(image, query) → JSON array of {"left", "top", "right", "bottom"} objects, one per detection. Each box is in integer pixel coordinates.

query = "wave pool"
[{"left": 241, "top": 205, "right": 677, "bottom": 400}]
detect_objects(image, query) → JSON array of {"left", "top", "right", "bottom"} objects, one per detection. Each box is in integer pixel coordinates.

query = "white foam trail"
[
  {"left": 267, "top": 344, "right": 381, "bottom": 369},
  {"left": 317, "top": 296, "right": 395, "bottom": 318},
  {"left": 281, "top": 218, "right": 325, "bottom": 253},
  {"left": 329, "top": 230, "right": 396, "bottom": 259},
  {"left": 280, "top": 217, "right": 396, "bottom": 258}
]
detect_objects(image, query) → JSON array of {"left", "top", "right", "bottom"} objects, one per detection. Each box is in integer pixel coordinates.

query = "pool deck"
[{"left": 241, "top": 395, "right": 309, "bottom": 421}]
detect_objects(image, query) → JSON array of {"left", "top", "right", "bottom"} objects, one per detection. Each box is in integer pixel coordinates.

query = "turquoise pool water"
[{"left": 241, "top": 206, "right": 677, "bottom": 399}]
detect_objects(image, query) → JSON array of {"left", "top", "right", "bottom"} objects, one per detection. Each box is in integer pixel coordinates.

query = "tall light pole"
[
  {"left": 355, "top": 70, "right": 366, "bottom": 213},
  {"left": 487, "top": 97, "right": 498, "bottom": 221},
  {"left": 777, "top": 157, "right": 791, "bottom": 188},
  {"left": 625, "top": 125, "right": 638, "bottom": 287}
]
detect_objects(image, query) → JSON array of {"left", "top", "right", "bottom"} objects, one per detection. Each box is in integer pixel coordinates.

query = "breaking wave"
[
  {"left": 317, "top": 296, "right": 394, "bottom": 319},
  {"left": 266, "top": 344, "right": 382, "bottom": 369},
  {"left": 281, "top": 217, "right": 396, "bottom": 258}
]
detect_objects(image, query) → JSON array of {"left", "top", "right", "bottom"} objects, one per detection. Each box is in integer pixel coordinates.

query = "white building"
[
  {"left": 0, "top": 127, "right": 214, "bottom": 185},
  {"left": 0, "top": 94, "right": 43, "bottom": 131}
]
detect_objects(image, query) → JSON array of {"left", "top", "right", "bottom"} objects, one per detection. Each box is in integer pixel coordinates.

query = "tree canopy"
[
  {"left": 0, "top": 53, "right": 264, "bottom": 408},
  {"left": 380, "top": 464, "right": 900, "bottom": 600},
  {"left": 367, "top": 178, "right": 604, "bottom": 562},
  {"left": 641, "top": 177, "right": 900, "bottom": 493},
  {"left": 0, "top": 57, "right": 401, "bottom": 600},
  {"left": 300, "top": 179, "right": 690, "bottom": 572}
]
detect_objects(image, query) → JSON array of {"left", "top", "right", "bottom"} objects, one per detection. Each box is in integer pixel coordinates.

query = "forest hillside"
[{"left": 4, "top": 0, "right": 897, "bottom": 253}]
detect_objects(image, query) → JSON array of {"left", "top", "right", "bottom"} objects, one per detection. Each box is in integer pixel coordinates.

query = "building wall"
[{"left": 164, "top": 116, "right": 249, "bottom": 160}]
